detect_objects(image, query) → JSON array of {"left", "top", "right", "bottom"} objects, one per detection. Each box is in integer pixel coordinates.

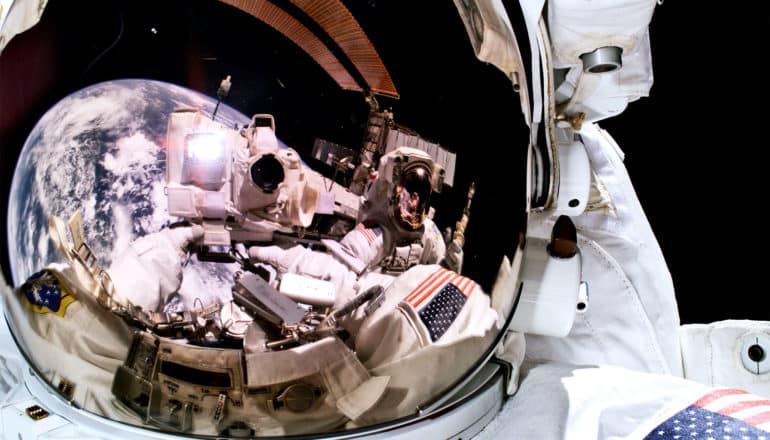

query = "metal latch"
[{"left": 25, "top": 405, "right": 49, "bottom": 421}]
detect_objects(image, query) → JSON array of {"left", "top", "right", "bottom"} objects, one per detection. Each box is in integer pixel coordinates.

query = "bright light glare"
[{"left": 186, "top": 133, "right": 225, "bottom": 161}]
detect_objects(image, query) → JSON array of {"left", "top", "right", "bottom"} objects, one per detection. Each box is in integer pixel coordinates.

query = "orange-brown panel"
[
  {"left": 288, "top": 0, "right": 399, "bottom": 98},
  {"left": 219, "top": 0, "right": 363, "bottom": 93}
]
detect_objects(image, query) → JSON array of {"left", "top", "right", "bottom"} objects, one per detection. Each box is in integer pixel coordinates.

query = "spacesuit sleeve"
[
  {"left": 351, "top": 264, "right": 499, "bottom": 425},
  {"left": 485, "top": 362, "right": 770, "bottom": 440},
  {"left": 107, "top": 225, "right": 203, "bottom": 311},
  {"left": 337, "top": 223, "right": 385, "bottom": 269},
  {"left": 441, "top": 238, "right": 464, "bottom": 273},
  {"left": 0, "top": 0, "right": 46, "bottom": 54}
]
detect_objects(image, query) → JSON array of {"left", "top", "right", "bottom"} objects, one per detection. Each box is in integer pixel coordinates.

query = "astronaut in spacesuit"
[
  {"left": 243, "top": 145, "right": 498, "bottom": 426},
  {"left": 0, "top": 145, "right": 497, "bottom": 435},
  {"left": 1, "top": 0, "right": 769, "bottom": 438}
]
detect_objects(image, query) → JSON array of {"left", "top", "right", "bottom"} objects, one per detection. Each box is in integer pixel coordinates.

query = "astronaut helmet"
[
  {"left": 361, "top": 147, "right": 444, "bottom": 232},
  {"left": 0, "top": 0, "right": 529, "bottom": 438},
  {"left": 393, "top": 157, "right": 433, "bottom": 229}
]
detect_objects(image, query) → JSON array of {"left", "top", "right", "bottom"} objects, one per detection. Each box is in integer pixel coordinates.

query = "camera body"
[{"left": 165, "top": 110, "right": 359, "bottom": 249}]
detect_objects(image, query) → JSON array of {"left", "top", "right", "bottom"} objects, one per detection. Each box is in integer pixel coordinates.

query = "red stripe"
[
  {"left": 413, "top": 271, "right": 476, "bottom": 308},
  {"left": 411, "top": 271, "right": 454, "bottom": 308},
  {"left": 717, "top": 399, "right": 770, "bottom": 416},
  {"left": 404, "top": 269, "right": 446, "bottom": 303},
  {"left": 455, "top": 275, "right": 468, "bottom": 292},
  {"left": 412, "top": 271, "right": 455, "bottom": 308},
  {"left": 466, "top": 281, "right": 477, "bottom": 298},
  {"left": 743, "top": 410, "right": 770, "bottom": 426},
  {"left": 448, "top": 273, "right": 463, "bottom": 291},
  {"left": 458, "top": 276, "right": 473, "bottom": 294},
  {"left": 413, "top": 272, "right": 464, "bottom": 309},
  {"left": 694, "top": 389, "right": 750, "bottom": 407},
  {"left": 356, "top": 224, "right": 375, "bottom": 243}
]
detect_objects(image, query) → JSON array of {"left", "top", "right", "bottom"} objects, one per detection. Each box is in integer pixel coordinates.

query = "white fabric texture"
[
  {"left": 479, "top": 362, "right": 719, "bottom": 440},
  {"left": 338, "top": 224, "right": 385, "bottom": 270},
  {"left": 680, "top": 320, "right": 770, "bottom": 397},
  {"left": 0, "top": 273, "right": 29, "bottom": 402},
  {"left": 0, "top": 0, "right": 47, "bottom": 53},
  {"left": 248, "top": 234, "right": 502, "bottom": 425},
  {"left": 559, "top": 32, "right": 655, "bottom": 124},
  {"left": 526, "top": 123, "right": 682, "bottom": 376},
  {"left": 420, "top": 219, "right": 447, "bottom": 265},
  {"left": 547, "top": 0, "right": 656, "bottom": 67},
  {"left": 354, "top": 264, "right": 499, "bottom": 425},
  {"left": 108, "top": 225, "right": 203, "bottom": 311},
  {"left": 248, "top": 244, "right": 363, "bottom": 307},
  {"left": 3, "top": 263, "right": 137, "bottom": 423}
]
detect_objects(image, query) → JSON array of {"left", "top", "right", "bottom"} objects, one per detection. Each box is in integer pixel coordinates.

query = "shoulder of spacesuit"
[
  {"left": 492, "top": 363, "right": 770, "bottom": 439},
  {"left": 337, "top": 223, "right": 384, "bottom": 269}
]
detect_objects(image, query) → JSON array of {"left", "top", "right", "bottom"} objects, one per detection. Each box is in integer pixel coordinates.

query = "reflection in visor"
[
  {"left": 1, "top": 0, "right": 527, "bottom": 437},
  {"left": 397, "top": 166, "right": 431, "bottom": 229}
]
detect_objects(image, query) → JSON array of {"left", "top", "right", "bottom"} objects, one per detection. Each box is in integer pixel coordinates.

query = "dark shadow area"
[{"left": 602, "top": 2, "right": 770, "bottom": 323}]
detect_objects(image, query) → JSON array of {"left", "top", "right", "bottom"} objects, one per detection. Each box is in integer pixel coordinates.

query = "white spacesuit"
[
  {"left": 0, "top": 0, "right": 769, "bottom": 438},
  {"left": 1, "top": 186, "right": 498, "bottom": 436},
  {"left": 244, "top": 147, "right": 498, "bottom": 426}
]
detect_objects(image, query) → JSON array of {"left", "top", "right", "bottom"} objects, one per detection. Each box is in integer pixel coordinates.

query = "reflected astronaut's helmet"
[{"left": 360, "top": 147, "right": 444, "bottom": 233}]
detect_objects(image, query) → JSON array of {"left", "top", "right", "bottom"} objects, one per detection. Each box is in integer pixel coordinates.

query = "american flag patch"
[
  {"left": 404, "top": 268, "right": 477, "bottom": 342},
  {"left": 355, "top": 223, "right": 382, "bottom": 244},
  {"left": 644, "top": 388, "right": 770, "bottom": 439}
]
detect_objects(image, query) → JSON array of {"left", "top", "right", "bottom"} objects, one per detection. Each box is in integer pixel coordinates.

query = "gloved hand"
[
  {"left": 441, "top": 238, "right": 464, "bottom": 272},
  {"left": 108, "top": 225, "right": 203, "bottom": 312}
]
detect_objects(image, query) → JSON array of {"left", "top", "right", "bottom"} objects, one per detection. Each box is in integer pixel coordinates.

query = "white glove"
[
  {"left": 108, "top": 225, "right": 203, "bottom": 312},
  {"left": 442, "top": 238, "right": 464, "bottom": 273}
]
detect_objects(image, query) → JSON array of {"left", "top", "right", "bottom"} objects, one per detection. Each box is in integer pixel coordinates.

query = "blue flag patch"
[{"left": 20, "top": 270, "right": 75, "bottom": 316}]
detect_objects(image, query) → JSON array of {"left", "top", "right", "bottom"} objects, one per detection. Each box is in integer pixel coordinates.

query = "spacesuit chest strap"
[{"left": 243, "top": 337, "right": 389, "bottom": 421}]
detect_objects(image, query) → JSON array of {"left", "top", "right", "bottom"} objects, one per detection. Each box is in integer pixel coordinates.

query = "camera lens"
[{"left": 250, "top": 154, "right": 285, "bottom": 193}]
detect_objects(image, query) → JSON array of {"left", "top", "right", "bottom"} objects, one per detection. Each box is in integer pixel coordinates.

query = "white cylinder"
[{"left": 510, "top": 236, "right": 582, "bottom": 337}]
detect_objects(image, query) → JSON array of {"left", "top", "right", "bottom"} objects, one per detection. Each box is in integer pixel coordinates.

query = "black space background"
[{"left": 0, "top": 0, "right": 767, "bottom": 324}]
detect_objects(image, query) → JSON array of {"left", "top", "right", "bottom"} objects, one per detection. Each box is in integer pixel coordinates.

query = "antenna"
[{"left": 212, "top": 75, "right": 232, "bottom": 121}]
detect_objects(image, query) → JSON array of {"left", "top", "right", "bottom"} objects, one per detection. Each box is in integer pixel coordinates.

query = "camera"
[{"left": 165, "top": 109, "right": 359, "bottom": 254}]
